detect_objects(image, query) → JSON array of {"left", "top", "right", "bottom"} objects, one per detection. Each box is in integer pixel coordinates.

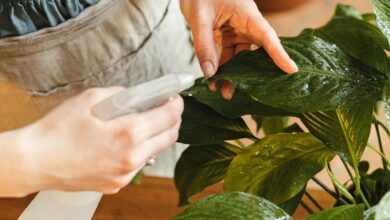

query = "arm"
[
  {"left": 0, "top": 87, "right": 183, "bottom": 197},
  {"left": 0, "top": 127, "right": 56, "bottom": 197}
]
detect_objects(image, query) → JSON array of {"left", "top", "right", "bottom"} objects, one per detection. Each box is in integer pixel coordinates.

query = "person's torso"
[{"left": 0, "top": 0, "right": 199, "bottom": 131}]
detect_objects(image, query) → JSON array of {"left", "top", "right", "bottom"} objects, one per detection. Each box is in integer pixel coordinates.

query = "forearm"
[{"left": 0, "top": 126, "right": 58, "bottom": 197}]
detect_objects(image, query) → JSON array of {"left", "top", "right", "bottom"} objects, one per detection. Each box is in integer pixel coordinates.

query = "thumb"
[{"left": 191, "top": 15, "right": 219, "bottom": 78}]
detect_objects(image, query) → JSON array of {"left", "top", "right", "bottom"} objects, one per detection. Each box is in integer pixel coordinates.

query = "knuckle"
[
  {"left": 125, "top": 127, "right": 140, "bottom": 144},
  {"left": 81, "top": 88, "right": 104, "bottom": 99},
  {"left": 116, "top": 155, "right": 143, "bottom": 174},
  {"left": 113, "top": 123, "right": 142, "bottom": 145}
]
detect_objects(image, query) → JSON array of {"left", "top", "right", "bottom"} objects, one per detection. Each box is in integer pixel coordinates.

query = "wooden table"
[{"left": 0, "top": 177, "right": 333, "bottom": 220}]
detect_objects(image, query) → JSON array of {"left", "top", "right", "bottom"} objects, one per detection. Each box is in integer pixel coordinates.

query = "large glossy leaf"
[
  {"left": 213, "top": 32, "right": 386, "bottom": 113},
  {"left": 372, "top": 0, "right": 390, "bottom": 44},
  {"left": 375, "top": 191, "right": 390, "bottom": 220},
  {"left": 182, "top": 79, "right": 291, "bottom": 118},
  {"left": 178, "top": 97, "right": 254, "bottom": 145},
  {"left": 174, "top": 143, "right": 242, "bottom": 206},
  {"left": 172, "top": 192, "right": 292, "bottom": 220},
  {"left": 385, "top": 82, "right": 390, "bottom": 129},
  {"left": 314, "top": 4, "right": 390, "bottom": 77},
  {"left": 224, "top": 133, "right": 335, "bottom": 204},
  {"left": 304, "top": 205, "right": 364, "bottom": 220},
  {"left": 300, "top": 105, "right": 373, "bottom": 169},
  {"left": 385, "top": 96, "right": 390, "bottom": 129}
]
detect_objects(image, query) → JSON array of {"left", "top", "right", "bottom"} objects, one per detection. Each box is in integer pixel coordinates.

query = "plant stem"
[
  {"left": 367, "top": 144, "right": 390, "bottom": 167},
  {"left": 311, "top": 177, "right": 349, "bottom": 205},
  {"left": 304, "top": 192, "right": 323, "bottom": 211},
  {"left": 374, "top": 123, "right": 388, "bottom": 170},
  {"left": 373, "top": 118, "right": 390, "bottom": 136},
  {"left": 352, "top": 165, "right": 371, "bottom": 208},
  {"left": 341, "top": 159, "right": 354, "bottom": 181},
  {"left": 300, "top": 201, "right": 314, "bottom": 214},
  {"left": 327, "top": 163, "right": 340, "bottom": 196},
  {"left": 359, "top": 190, "right": 371, "bottom": 208}
]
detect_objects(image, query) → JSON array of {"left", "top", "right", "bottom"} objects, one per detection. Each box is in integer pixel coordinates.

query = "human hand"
[
  {"left": 21, "top": 88, "right": 183, "bottom": 194},
  {"left": 180, "top": 0, "right": 298, "bottom": 99}
]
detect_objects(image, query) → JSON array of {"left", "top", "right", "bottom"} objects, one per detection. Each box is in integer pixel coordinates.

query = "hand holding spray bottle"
[{"left": 19, "top": 73, "right": 199, "bottom": 220}]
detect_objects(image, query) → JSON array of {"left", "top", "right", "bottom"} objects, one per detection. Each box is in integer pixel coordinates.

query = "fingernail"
[
  {"left": 208, "top": 82, "right": 217, "bottom": 92},
  {"left": 291, "top": 60, "right": 299, "bottom": 73},
  {"left": 226, "top": 86, "right": 235, "bottom": 100},
  {"left": 201, "top": 61, "right": 215, "bottom": 78}
]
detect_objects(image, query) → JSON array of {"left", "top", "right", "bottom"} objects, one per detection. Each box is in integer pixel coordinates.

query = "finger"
[
  {"left": 246, "top": 14, "right": 298, "bottom": 74},
  {"left": 80, "top": 87, "right": 124, "bottom": 106},
  {"left": 109, "top": 96, "right": 184, "bottom": 142},
  {"left": 219, "top": 47, "right": 235, "bottom": 65},
  {"left": 71, "top": 87, "right": 124, "bottom": 116},
  {"left": 221, "top": 81, "right": 235, "bottom": 100},
  {"left": 130, "top": 121, "right": 181, "bottom": 163},
  {"left": 234, "top": 43, "right": 253, "bottom": 55},
  {"left": 221, "top": 34, "right": 250, "bottom": 48},
  {"left": 208, "top": 81, "right": 218, "bottom": 92},
  {"left": 190, "top": 10, "right": 219, "bottom": 78}
]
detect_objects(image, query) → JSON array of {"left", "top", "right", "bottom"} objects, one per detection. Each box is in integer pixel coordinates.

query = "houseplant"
[{"left": 173, "top": 0, "right": 390, "bottom": 219}]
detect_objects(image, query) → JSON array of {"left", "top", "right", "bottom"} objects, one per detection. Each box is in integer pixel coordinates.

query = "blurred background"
[{"left": 0, "top": 0, "right": 387, "bottom": 219}]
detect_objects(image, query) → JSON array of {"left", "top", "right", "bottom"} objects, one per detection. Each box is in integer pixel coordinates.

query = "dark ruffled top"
[{"left": 0, "top": 0, "right": 100, "bottom": 37}]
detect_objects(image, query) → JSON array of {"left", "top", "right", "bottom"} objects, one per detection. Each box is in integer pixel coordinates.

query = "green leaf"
[
  {"left": 335, "top": 168, "right": 390, "bottom": 207},
  {"left": 325, "top": 163, "right": 356, "bottom": 204},
  {"left": 213, "top": 32, "right": 386, "bottom": 113},
  {"left": 359, "top": 161, "right": 370, "bottom": 175},
  {"left": 278, "top": 188, "right": 305, "bottom": 215},
  {"left": 304, "top": 205, "right": 364, "bottom": 220},
  {"left": 281, "top": 123, "right": 304, "bottom": 133},
  {"left": 362, "top": 13, "right": 377, "bottom": 23},
  {"left": 368, "top": 169, "right": 390, "bottom": 204},
  {"left": 261, "top": 116, "right": 289, "bottom": 135},
  {"left": 224, "top": 133, "right": 335, "bottom": 204},
  {"left": 314, "top": 4, "right": 390, "bottom": 77},
  {"left": 385, "top": 81, "right": 390, "bottom": 129},
  {"left": 178, "top": 97, "right": 254, "bottom": 145},
  {"left": 131, "top": 171, "right": 143, "bottom": 185},
  {"left": 174, "top": 143, "right": 242, "bottom": 206},
  {"left": 375, "top": 191, "right": 390, "bottom": 220},
  {"left": 334, "top": 4, "right": 363, "bottom": 19},
  {"left": 372, "top": 0, "right": 390, "bottom": 44},
  {"left": 301, "top": 105, "right": 374, "bottom": 169},
  {"left": 182, "top": 79, "right": 291, "bottom": 118},
  {"left": 385, "top": 98, "right": 390, "bottom": 129},
  {"left": 172, "top": 192, "right": 292, "bottom": 220}
]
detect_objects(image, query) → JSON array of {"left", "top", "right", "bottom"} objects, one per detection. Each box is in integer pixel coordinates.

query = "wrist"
[{"left": 9, "top": 124, "right": 62, "bottom": 196}]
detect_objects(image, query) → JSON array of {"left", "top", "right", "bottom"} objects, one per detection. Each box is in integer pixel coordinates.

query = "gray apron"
[{"left": 0, "top": 0, "right": 199, "bottom": 177}]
